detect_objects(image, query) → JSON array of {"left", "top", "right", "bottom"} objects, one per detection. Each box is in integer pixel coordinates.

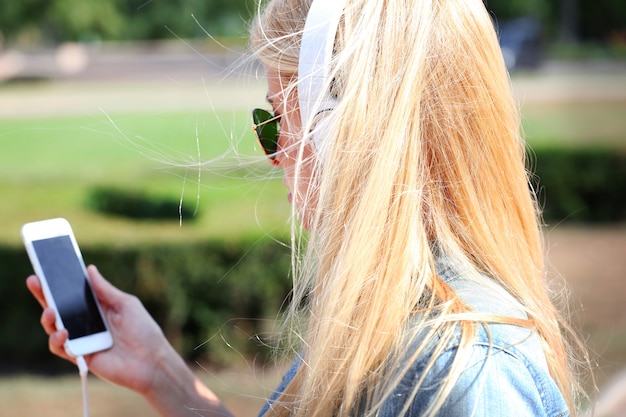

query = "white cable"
[{"left": 76, "top": 355, "right": 90, "bottom": 417}]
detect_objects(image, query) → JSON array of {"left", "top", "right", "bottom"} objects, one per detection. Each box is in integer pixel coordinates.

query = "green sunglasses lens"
[{"left": 252, "top": 108, "right": 279, "bottom": 157}]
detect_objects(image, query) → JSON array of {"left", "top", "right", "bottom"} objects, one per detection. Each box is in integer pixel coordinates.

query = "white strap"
[{"left": 298, "top": 0, "right": 347, "bottom": 130}]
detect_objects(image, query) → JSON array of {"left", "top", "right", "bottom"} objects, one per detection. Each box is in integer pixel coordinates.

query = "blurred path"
[
  {"left": 0, "top": 77, "right": 267, "bottom": 118},
  {"left": 513, "top": 61, "right": 626, "bottom": 104},
  {"left": 0, "top": 42, "right": 266, "bottom": 117},
  {"left": 1, "top": 43, "right": 625, "bottom": 118}
]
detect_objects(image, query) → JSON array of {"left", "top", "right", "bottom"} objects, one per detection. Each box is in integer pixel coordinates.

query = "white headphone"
[{"left": 298, "top": 0, "right": 347, "bottom": 158}]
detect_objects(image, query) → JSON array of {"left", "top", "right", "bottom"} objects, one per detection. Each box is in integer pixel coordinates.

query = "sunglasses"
[{"left": 252, "top": 108, "right": 281, "bottom": 164}]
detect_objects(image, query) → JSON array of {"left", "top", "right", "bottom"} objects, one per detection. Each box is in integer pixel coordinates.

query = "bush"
[
  {"left": 531, "top": 147, "right": 626, "bottom": 223},
  {"left": 86, "top": 186, "right": 198, "bottom": 221},
  {"left": 0, "top": 238, "right": 291, "bottom": 373}
]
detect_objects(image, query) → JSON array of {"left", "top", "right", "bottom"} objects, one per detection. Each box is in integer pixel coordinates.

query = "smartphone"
[{"left": 21, "top": 218, "right": 113, "bottom": 357}]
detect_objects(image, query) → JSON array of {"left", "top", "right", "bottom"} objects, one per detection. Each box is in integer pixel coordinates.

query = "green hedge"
[
  {"left": 531, "top": 147, "right": 626, "bottom": 223},
  {"left": 0, "top": 239, "right": 292, "bottom": 373},
  {"left": 85, "top": 186, "right": 198, "bottom": 221}
]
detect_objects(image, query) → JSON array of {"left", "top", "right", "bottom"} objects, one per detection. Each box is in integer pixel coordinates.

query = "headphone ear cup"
[{"left": 310, "top": 110, "right": 335, "bottom": 164}]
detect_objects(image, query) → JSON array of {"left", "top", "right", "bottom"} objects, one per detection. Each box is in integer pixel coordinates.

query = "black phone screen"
[{"left": 32, "top": 236, "right": 106, "bottom": 340}]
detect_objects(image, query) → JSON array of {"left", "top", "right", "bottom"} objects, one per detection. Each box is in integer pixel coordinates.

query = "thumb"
[{"left": 87, "top": 265, "right": 127, "bottom": 308}]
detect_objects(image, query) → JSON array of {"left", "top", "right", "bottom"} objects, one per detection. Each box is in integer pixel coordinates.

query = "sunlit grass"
[
  {"left": 0, "top": 110, "right": 290, "bottom": 246},
  {"left": 523, "top": 101, "right": 626, "bottom": 149},
  {"left": 0, "top": 363, "right": 286, "bottom": 417}
]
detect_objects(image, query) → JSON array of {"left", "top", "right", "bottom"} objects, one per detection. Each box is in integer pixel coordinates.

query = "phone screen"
[{"left": 31, "top": 235, "right": 106, "bottom": 340}]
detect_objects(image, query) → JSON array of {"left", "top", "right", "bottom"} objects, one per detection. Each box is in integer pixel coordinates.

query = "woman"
[{"left": 27, "top": 0, "right": 586, "bottom": 416}]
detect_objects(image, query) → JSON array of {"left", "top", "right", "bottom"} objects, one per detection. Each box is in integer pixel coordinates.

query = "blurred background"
[{"left": 0, "top": 0, "right": 625, "bottom": 416}]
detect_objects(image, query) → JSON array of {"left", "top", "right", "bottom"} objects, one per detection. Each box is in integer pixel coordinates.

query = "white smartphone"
[{"left": 21, "top": 218, "right": 113, "bottom": 357}]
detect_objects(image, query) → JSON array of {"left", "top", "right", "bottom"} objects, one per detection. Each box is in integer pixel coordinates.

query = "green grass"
[
  {"left": 1, "top": 111, "right": 249, "bottom": 181},
  {"left": 0, "top": 110, "right": 291, "bottom": 246},
  {"left": 522, "top": 101, "right": 626, "bottom": 149}
]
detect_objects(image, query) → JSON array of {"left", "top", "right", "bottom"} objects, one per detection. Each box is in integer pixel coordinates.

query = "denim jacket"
[{"left": 259, "top": 259, "right": 570, "bottom": 417}]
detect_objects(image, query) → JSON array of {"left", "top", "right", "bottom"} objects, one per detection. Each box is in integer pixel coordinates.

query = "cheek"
[
  {"left": 293, "top": 150, "right": 319, "bottom": 204},
  {"left": 279, "top": 141, "right": 320, "bottom": 230}
]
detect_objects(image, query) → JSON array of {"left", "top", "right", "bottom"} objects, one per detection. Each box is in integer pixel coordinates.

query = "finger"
[
  {"left": 40, "top": 308, "right": 57, "bottom": 335},
  {"left": 49, "top": 329, "right": 73, "bottom": 362},
  {"left": 26, "top": 275, "right": 47, "bottom": 309},
  {"left": 87, "top": 265, "right": 128, "bottom": 308}
]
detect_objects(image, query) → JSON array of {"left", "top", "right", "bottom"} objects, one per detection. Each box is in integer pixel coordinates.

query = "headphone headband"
[{"left": 298, "top": 0, "right": 346, "bottom": 133}]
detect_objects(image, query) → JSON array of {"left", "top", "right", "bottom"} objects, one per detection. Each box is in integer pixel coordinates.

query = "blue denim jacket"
[{"left": 259, "top": 259, "right": 570, "bottom": 417}]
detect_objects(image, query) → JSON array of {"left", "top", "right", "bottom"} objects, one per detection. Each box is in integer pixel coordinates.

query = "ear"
[{"left": 309, "top": 109, "right": 337, "bottom": 164}]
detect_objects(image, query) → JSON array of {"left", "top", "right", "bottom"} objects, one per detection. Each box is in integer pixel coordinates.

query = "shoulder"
[
  {"left": 401, "top": 336, "right": 570, "bottom": 417},
  {"left": 387, "top": 326, "right": 570, "bottom": 417},
  {"left": 382, "top": 259, "right": 570, "bottom": 417}
]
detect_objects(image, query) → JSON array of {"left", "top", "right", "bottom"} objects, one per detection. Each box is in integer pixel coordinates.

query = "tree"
[
  {"left": 0, "top": 0, "right": 255, "bottom": 46},
  {"left": 483, "top": 0, "right": 552, "bottom": 21},
  {"left": 1, "top": 0, "right": 623, "bottom": 47},
  {"left": 49, "top": 0, "right": 126, "bottom": 41},
  {"left": 558, "top": 0, "right": 578, "bottom": 42},
  {"left": 578, "top": 0, "right": 626, "bottom": 41}
]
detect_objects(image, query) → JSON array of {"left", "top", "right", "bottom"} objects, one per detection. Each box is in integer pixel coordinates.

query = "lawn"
[
  {"left": 0, "top": 109, "right": 291, "bottom": 246},
  {"left": 522, "top": 101, "right": 626, "bottom": 149},
  {"left": 0, "top": 362, "right": 288, "bottom": 417}
]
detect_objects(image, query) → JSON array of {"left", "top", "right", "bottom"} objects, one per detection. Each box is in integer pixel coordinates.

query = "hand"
[{"left": 26, "top": 265, "right": 173, "bottom": 396}]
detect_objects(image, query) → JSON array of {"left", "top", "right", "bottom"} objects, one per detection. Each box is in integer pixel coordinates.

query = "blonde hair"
[{"left": 250, "top": 1, "right": 585, "bottom": 416}]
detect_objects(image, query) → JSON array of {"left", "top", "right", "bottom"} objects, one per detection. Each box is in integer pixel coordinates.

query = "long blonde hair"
[{"left": 250, "top": 0, "right": 584, "bottom": 416}]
